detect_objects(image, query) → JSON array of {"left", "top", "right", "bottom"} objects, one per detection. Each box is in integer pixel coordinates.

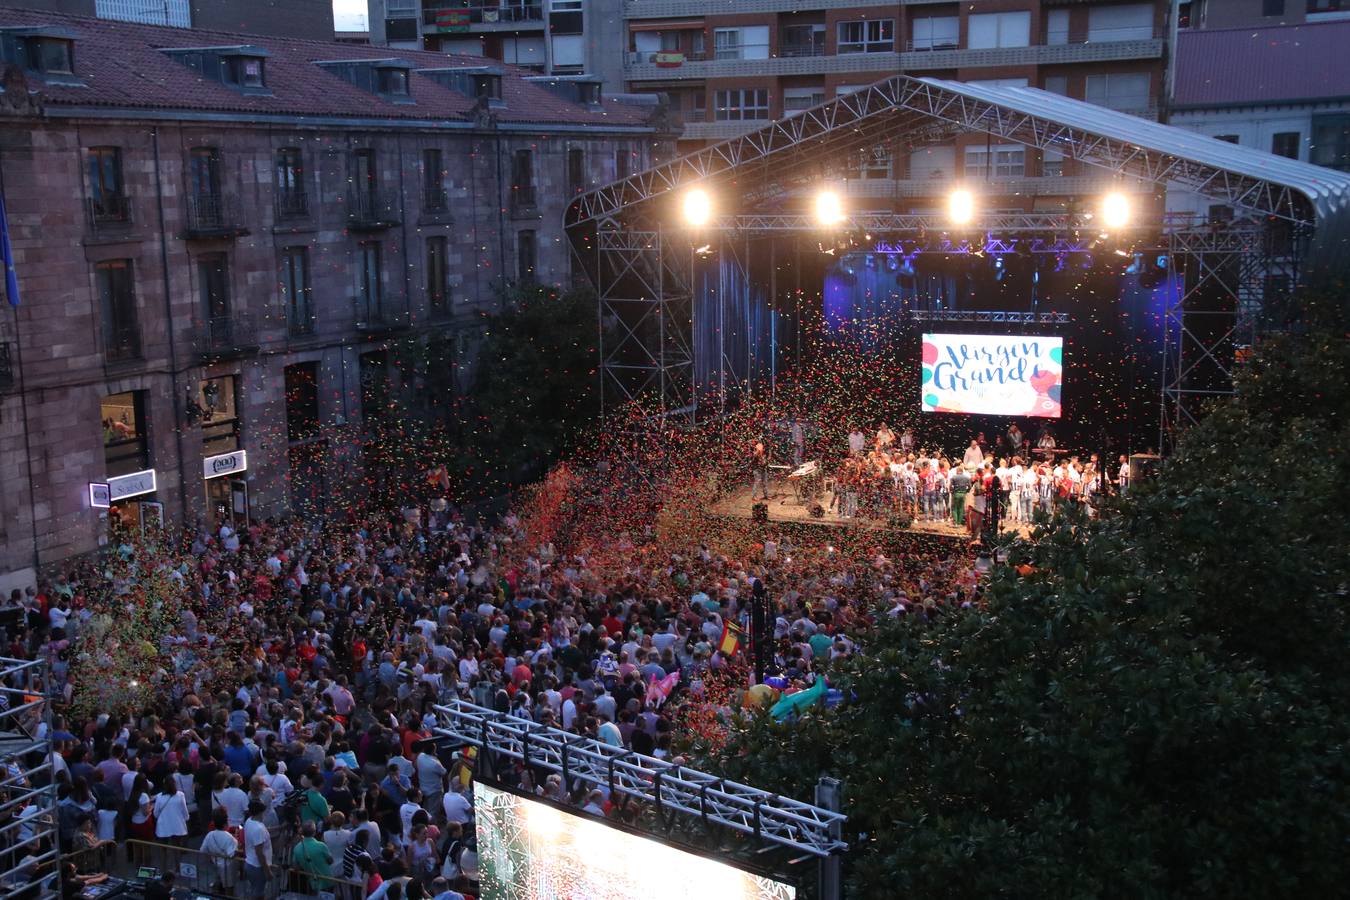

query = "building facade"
[
  {"left": 623, "top": 0, "right": 1172, "bottom": 213},
  {"left": 365, "top": 0, "right": 626, "bottom": 92},
  {"left": 1177, "top": 0, "right": 1350, "bottom": 29},
  {"left": 0, "top": 7, "right": 668, "bottom": 588},
  {"left": 0, "top": 0, "right": 336, "bottom": 39}
]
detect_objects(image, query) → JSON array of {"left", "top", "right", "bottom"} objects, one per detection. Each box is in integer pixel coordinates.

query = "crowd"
[{"left": 0, "top": 476, "right": 981, "bottom": 899}]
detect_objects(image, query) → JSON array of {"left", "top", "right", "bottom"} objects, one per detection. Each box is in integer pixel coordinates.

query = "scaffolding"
[{"left": 0, "top": 656, "right": 56, "bottom": 900}]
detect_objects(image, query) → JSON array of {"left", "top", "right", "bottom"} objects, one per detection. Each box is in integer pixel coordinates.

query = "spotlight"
[
  {"left": 949, "top": 189, "right": 975, "bottom": 225},
  {"left": 1125, "top": 252, "right": 1144, "bottom": 275},
  {"left": 884, "top": 254, "right": 899, "bottom": 273},
  {"left": 898, "top": 256, "right": 916, "bottom": 278},
  {"left": 993, "top": 255, "right": 1006, "bottom": 282},
  {"left": 681, "top": 187, "right": 712, "bottom": 227},
  {"left": 1100, "top": 192, "right": 1130, "bottom": 230},
  {"left": 814, "top": 189, "right": 844, "bottom": 227},
  {"left": 864, "top": 253, "right": 876, "bottom": 270}
]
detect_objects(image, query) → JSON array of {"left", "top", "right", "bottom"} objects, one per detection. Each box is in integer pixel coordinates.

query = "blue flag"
[{"left": 0, "top": 187, "right": 18, "bottom": 307}]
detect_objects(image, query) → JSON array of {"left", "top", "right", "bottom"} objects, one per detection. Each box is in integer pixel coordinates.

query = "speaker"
[{"left": 751, "top": 502, "right": 769, "bottom": 523}]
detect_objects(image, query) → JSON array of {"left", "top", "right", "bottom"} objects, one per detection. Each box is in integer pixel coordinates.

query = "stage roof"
[{"left": 565, "top": 74, "right": 1350, "bottom": 265}]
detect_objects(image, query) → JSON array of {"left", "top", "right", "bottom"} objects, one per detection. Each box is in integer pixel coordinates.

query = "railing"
[
  {"left": 104, "top": 325, "right": 142, "bottom": 362},
  {"left": 0, "top": 341, "right": 12, "bottom": 390},
  {"left": 275, "top": 187, "right": 310, "bottom": 219},
  {"left": 185, "top": 193, "right": 246, "bottom": 237},
  {"left": 289, "top": 310, "right": 316, "bottom": 337},
  {"left": 68, "top": 839, "right": 365, "bottom": 900},
  {"left": 191, "top": 313, "right": 259, "bottom": 358},
  {"left": 354, "top": 301, "right": 411, "bottom": 334},
  {"left": 780, "top": 42, "right": 826, "bottom": 58},
  {"left": 906, "top": 39, "right": 959, "bottom": 52},
  {"left": 423, "top": 3, "right": 542, "bottom": 26},
  {"left": 424, "top": 187, "right": 450, "bottom": 212},
  {"left": 713, "top": 43, "right": 770, "bottom": 60},
  {"left": 346, "top": 188, "right": 402, "bottom": 229},
  {"left": 87, "top": 193, "right": 132, "bottom": 229}
]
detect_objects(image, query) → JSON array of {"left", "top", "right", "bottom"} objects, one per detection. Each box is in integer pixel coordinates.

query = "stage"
[{"left": 709, "top": 483, "right": 1031, "bottom": 540}]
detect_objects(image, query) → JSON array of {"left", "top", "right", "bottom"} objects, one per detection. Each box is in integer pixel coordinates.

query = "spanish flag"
[{"left": 718, "top": 621, "right": 742, "bottom": 657}]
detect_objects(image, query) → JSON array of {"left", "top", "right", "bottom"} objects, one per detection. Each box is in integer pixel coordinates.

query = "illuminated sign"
[
  {"left": 203, "top": 449, "right": 247, "bottom": 480},
  {"left": 108, "top": 469, "right": 157, "bottom": 501},
  {"left": 89, "top": 483, "right": 111, "bottom": 509}
]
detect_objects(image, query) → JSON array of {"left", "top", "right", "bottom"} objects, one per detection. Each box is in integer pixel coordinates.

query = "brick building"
[
  {"left": 0, "top": 6, "right": 669, "bottom": 588},
  {"left": 0, "top": 0, "right": 337, "bottom": 40},
  {"left": 623, "top": 0, "right": 1171, "bottom": 213}
]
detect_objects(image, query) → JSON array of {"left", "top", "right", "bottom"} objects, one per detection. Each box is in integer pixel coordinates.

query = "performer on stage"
[
  {"left": 790, "top": 420, "right": 806, "bottom": 466},
  {"left": 751, "top": 440, "right": 771, "bottom": 501},
  {"left": 949, "top": 464, "right": 972, "bottom": 527},
  {"left": 875, "top": 422, "right": 896, "bottom": 452},
  {"left": 847, "top": 427, "right": 866, "bottom": 457},
  {"left": 1007, "top": 423, "right": 1024, "bottom": 456},
  {"left": 962, "top": 438, "right": 985, "bottom": 469},
  {"left": 899, "top": 427, "right": 914, "bottom": 456},
  {"left": 1116, "top": 454, "right": 1131, "bottom": 496}
]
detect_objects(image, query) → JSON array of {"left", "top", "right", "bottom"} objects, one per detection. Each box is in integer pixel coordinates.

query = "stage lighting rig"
[
  {"left": 1100, "top": 191, "right": 1131, "bottom": 230},
  {"left": 814, "top": 189, "right": 845, "bottom": 226},
  {"left": 681, "top": 187, "right": 712, "bottom": 227}
]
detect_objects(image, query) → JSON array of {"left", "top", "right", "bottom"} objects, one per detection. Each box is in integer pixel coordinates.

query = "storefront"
[
  {"left": 203, "top": 449, "right": 248, "bottom": 529},
  {"left": 105, "top": 468, "right": 160, "bottom": 530}
]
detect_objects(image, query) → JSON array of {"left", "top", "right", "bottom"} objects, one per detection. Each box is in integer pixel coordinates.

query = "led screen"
[
  {"left": 474, "top": 782, "right": 797, "bottom": 900},
  {"left": 921, "top": 333, "right": 1063, "bottom": 417}
]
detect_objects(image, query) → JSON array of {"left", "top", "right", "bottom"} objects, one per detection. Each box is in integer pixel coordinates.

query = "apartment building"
[
  {"left": 624, "top": 0, "right": 1171, "bottom": 213},
  {"left": 0, "top": 7, "right": 668, "bottom": 585},
  {"left": 366, "top": 0, "right": 625, "bottom": 91},
  {"left": 1177, "top": 0, "right": 1350, "bottom": 28}
]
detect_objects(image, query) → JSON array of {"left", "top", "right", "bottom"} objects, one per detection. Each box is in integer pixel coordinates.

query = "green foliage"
[{"left": 706, "top": 304, "right": 1350, "bottom": 898}]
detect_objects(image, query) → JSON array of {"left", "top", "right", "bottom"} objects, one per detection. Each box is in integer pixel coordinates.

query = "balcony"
[
  {"left": 184, "top": 193, "right": 250, "bottom": 239},
  {"left": 625, "top": 0, "right": 896, "bottom": 15},
  {"left": 103, "top": 326, "right": 142, "bottom": 363},
  {"left": 354, "top": 302, "right": 412, "bottom": 337},
  {"left": 275, "top": 187, "right": 310, "bottom": 220},
  {"left": 0, "top": 341, "right": 12, "bottom": 391},
  {"left": 510, "top": 184, "right": 538, "bottom": 217},
  {"left": 780, "top": 42, "right": 826, "bottom": 59},
  {"left": 86, "top": 194, "right": 133, "bottom": 235},
  {"left": 346, "top": 188, "right": 402, "bottom": 230},
  {"left": 423, "top": 3, "right": 544, "bottom": 32},
  {"left": 624, "top": 38, "right": 1164, "bottom": 81},
  {"left": 190, "top": 313, "right": 260, "bottom": 361},
  {"left": 288, "top": 311, "right": 317, "bottom": 339}
]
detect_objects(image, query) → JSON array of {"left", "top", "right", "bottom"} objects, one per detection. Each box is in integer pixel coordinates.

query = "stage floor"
[{"left": 710, "top": 485, "right": 1031, "bottom": 540}]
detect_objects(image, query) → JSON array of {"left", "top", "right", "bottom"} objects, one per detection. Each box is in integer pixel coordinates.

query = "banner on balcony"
[
  {"left": 653, "top": 52, "right": 685, "bottom": 67},
  {"left": 435, "top": 9, "right": 470, "bottom": 31}
]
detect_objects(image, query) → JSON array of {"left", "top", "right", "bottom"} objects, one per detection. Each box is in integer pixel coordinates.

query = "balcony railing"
[
  {"left": 0, "top": 341, "right": 12, "bottom": 390},
  {"left": 288, "top": 309, "right": 316, "bottom": 338},
  {"left": 104, "top": 325, "right": 142, "bottom": 363},
  {"left": 346, "top": 188, "right": 402, "bottom": 229},
  {"left": 191, "top": 313, "right": 260, "bottom": 360},
  {"left": 184, "top": 193, "right": 249, "bottom": 238},
  {"left": 86, "top": 193, "right": 132, "bottom": 231},
  {"left": 424, "top": 187, "right": 450, "bottom": 212},
  {"left": 275, "top": 187, "right": 310, "bottom": 219},
  {"left": 423, "top": 3, "right": 542, "bottom": 28},
  {"left": 354, "top": 301, "right": 412, "bottom": 335},
  {"left": 780, "top": 42, "right": 826, "bottom": 58},
  {"left": 511, "top": 184, "right": 538, "bottom": 215}
]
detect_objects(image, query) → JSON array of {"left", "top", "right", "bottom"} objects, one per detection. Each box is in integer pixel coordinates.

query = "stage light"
[
  {"left": 1100, "top": 192, "right": 1130, "bottom": 230},
  {"left": 1125, "top": 252, "right": 1144, "bottom": 275},
  {"left": 681, "top": 187, "right": 712, "bottom": 227},
  {"left": 948, "top": 189, "right": 975, "bottom": 225},
  {"left": 898, "top": 256, "right": 916, "bottom": 278},
  {"left": 884, "top": 254, "right": 899, "bottom": 273},
  {"left": 864, "top": 253, "right": 876, "bottom": 269},
  {"left": 993, "top": 255, "right": 1006, "bottom": 282},
  {"left": 814, "top": 189, "right": 844, "bottom": 226}
]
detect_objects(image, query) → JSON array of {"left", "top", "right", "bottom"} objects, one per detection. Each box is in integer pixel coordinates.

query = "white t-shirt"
[
  {"left": 217, "top": 787, "right": 249, "bottom": 827},
  {"left": 243, "top": 817, "right": 272, "bottom": 868},
  {"left": 415, "top": 752, "right": 446, "bottom": 794},
  {"left": 154, "top": 791, "right": 190, "bottom": 837},
  {"left": 442, "top": 791, "right": 472, "bottom": 825}
]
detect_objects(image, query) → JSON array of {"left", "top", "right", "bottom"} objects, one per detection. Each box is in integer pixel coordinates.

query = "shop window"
[
  {"left": 103, "top": 390, "right": 149, "bottom": 477},
  {"left": 196, "top": 375, "right": 240, "bottom": 456}
]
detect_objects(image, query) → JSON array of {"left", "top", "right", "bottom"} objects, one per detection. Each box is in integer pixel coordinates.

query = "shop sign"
[
  {"left": 203, "top": 449, "right": 248, "bottom": 480},
  {"left": 89, "top": 483, "right": 111, "bottom": 509},
  {"left": 108, "top": 469, "right": 157, "bottom": 501}
]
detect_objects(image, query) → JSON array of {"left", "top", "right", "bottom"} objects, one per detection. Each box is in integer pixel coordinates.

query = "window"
[
  {"left": 354, "top": 148, "right": 377, "bottom": 194},
  {"left": 551, "top": 0, "right": 582, "bottom": 10},
  {"left": 1046, "top": 9, "right": 1070, "bottom": 45},
  {"left": 512, "top": 149, "right": 536, "bottom": 206},
  {"left": 1271, "top": 132, "right": 1301, "bottom": 159},
  {"left": 102, "top": 391, "right": 149, "bottom": 477},
  {"left": 713, "top": 26, "right": 769, "bottom": 60},
  {"left": 96, "top": 260, "right": 139, "bottom": 361},
  {"left": 567, "top": 146, "right": 585, "bottom": 193},
  {"left": 198, "top": 253, "right": 230, "bottom": 323},
  {"left": 86, "top": 147, "right": 127, "bottom": 222},
  {"left": 837, "top": 19, "right": 894, "bottom": 54},
  {"left": 964, "top": 144, "right": 1026, "bottom": 178},
  {"left": 197, "top": 375, "right": 240, "bottom": 456},
  {"left": 1042, "top": 149, "right": 1065, "bottom": 178},
  {"left": 847, "top": 146, "right": 891, "bottom": 180},
  {"left": 282, "top": 247, "right": 313, "bottom": 336},
  {"left": 275, "top": 148, "right": 307, "bottom": 217},
  {"left": 783, "top": 87, "right": 825, "bottom": 115},
  {"left": 1085, "top": 73, "right": 1151, "bottom": 112},
  {"left": 911, "top": 16, "right": 958, "bottom": 51},
  {"left": 1310, "top": 114, "right": 1350, "bottom": 170},
  {"left": 781, "top": 24, "right": 825, "bottom": 57},
  {"left": 1214, "top": 134, "right": 1240, "bottom": 144},
  {"left": 1087, "top": 4, "right": 1154, "bottom": 42},
  {"left": 615, "top": 147, "right": 631, "bottom": 180},
  {"left": 25, "top": 37, "right": 73, "bottom": 74},
  {"left": 473, "top": 73, "right": 502, "bottom": 101},
  {"left": 691, "top": 90, "right": 706, "bottom": 120},
  {"left": 968, "top": 12, "right": 1030, "bottom": 49},
  {"left": 835, "top": 84, "right": 868, "bottom": 96},
  {"left": 969, "top": 78, "right": 1029, "bottom": 89},
  {"left": 224, "top": 55, "right": 265, "bottom": 88},
  {"left": 284, "top": 363, "right": 320, "bottom": 443},
  {"left": 378, "top": 67, "right": 410, "bottom": 96},
  {"left": 426, "top": 236, "right": 448, "bottom": 311},
  {"left": 517, "top": 230, "right": 537, "bottom": 282},
  {"left": 358, "top": 241, "right": 383, "bottom": 318},
  {"left": 423, "top": 148, "right": 447, "bottom": 210},
  {"left": 189, "top": 147, "right": 222, "bottom": 200},
  {"left": 1263, "top": 0, "right": 1285, "bottom": 13},
  {"left": 714, "top": 89, "right": 770, "bottom": 121},
  {"left": 1043, "top": 75, "right": 1069, "bottom": 96}
]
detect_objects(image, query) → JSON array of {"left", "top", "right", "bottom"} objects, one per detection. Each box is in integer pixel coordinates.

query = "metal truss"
[
  {"left": 593, "top": 224, "right": 696, "bottom": 419},
  {"left": 711, "top": 212, "right": 1106, "bottom": 234},
  {"left": 0, "top": 656, "right": 57, "bottom": 900},
  {"left": 432, "top": 699, "right": 848, "bottom": 859},
  {"left": 565, "top": 76, "right": 1317, "bottom": 231},
  {"left": 911, "top": 310, "right": 1070, "bottom": 324}
]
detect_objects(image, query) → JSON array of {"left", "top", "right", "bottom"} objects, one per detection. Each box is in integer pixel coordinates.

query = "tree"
[{"left": 701, "top": 301, "right": 1350, "bottom": 898}]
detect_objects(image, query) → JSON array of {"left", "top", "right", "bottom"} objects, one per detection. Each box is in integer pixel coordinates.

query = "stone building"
[{"left": 0, "top": 5, "right": 669, "bottom": 589}]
